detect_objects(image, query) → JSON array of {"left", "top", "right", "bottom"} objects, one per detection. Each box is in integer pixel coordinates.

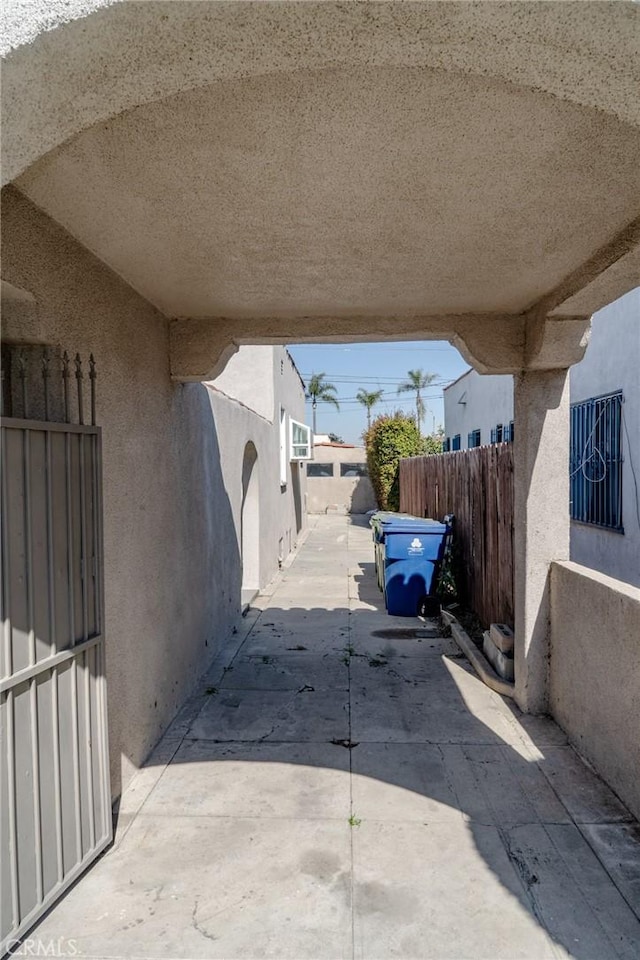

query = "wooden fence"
[{"left": 399, "top": 443, "right": 514, "bottom": 627}]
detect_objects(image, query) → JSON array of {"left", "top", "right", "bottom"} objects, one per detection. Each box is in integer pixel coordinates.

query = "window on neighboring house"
[
  {"left": 468, "top": 429, "right": 481, "bottom": 448},
  {"left": 442, "top": 437, "right": 451, "bottom": 453},
  {"left": 490, "top": 424, "right": 503, "bottom": 444},
  {"left": 307, "top": 462, "right": 334, "bottom": 478},
  {"left": 506, "top": 421, "right": 514, "bottom": 442},
  {"left": 290, "top": 418, "right": 312, "bottom": 460},
  {"left": 570, "top": 391, "right": 623, "bottom": 531},
  {"left": 340, "top": 462, "right": 368, "bottom": 477},
  {"left": 452, "top": 434, "right": 461, "bottom": 451}
]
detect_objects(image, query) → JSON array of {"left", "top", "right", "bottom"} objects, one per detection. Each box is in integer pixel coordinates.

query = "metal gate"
[{"left": 1, "top": 351, "right": 111, "bottom": 953}]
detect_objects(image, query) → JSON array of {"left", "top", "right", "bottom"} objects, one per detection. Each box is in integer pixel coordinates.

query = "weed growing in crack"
[
  {"left": 348, "top": 814, "right": 362, "bottom": 827},
  {"left": 368, "top": 656, "right": 388, "bottom": 668},
  {"left": 341, "top": 644, "right": 356, "bottom": 665}
]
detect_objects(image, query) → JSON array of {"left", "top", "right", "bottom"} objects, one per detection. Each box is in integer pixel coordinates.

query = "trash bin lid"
[
  {"left": 383, "top": 519, "right": 448, "bottom": 537},
  {"left": 370, "top": 511, "right": 422, "bottom": 541},
  {"left": 370, "top": 511, "right": 416, "bottom": 527}
]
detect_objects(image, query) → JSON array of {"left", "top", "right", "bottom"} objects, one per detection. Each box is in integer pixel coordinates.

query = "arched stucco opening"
[{"left": 241, "top": 441, "right": 260, "bottom": 601}]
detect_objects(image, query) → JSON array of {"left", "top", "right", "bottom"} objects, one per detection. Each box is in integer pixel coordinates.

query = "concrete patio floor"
[{"left": 32, "top": 516, "right": 640, "bottom": 959}]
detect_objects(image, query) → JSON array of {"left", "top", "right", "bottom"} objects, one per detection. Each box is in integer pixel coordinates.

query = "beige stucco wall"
[
  {"left": 549, "top": 560, "right": 640, "bottom": 820},
  {"left": 208, "top": 345, "right": 306, "bottom": 588},
  {"left": 212, "top": 346, "right": 275, "bottom": 422},
  {"left": 307, "top": 445, "right": 376, "bottom": 515},
  {"left": 1, "top": 187, "right": 305, "bottom": 799}
]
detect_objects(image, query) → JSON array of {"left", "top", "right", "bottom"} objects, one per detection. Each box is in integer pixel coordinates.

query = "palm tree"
[
  {"left": 357, "top": 388, "right": 384, "bottom": 432},
  {"left": 397, "top": 368, "right": 438, "bottom": 432},
  {"left": 306, "top": 372, "right": 340, "bottom": 434}
]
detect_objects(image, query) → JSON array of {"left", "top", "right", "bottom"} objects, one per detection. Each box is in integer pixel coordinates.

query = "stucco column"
[{"left": 513, "top": 368, "right": 570, "bottom": 714}]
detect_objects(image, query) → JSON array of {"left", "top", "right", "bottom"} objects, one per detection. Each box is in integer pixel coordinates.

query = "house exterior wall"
[
  {"left": 208, "top": 345, "right": 307, "bottom": 585},
  {"left": 307, "top": 445, "right": 376, "bottom": 514},
  {"left": 550, "top": 561, "right": 640, "bottom": 821},
  {"left": 569, "top": 289, "right": 640, "bottom": 586},
  {"left": 443, "top": 289, "right": 639, "bottom": 585},
  {"left": 212, "top": 346, "right": 275, "bottom": 422},
  {"left": 1, "top": 187, "right": 306, "bottom": 799},
  {"left": 443, "top": 370, "right": 514, "bottom": 450}
]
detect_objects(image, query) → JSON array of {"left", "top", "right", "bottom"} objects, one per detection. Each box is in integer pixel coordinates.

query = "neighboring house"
[
  {"left": 569, "top": 289, "right": 639, "bottom": 585},
  {"left": 307, "top": 440, "right": 376, "bottom": 514},
  {"left": 208, "top": 345, "right": 309, "bottom": 604},
  {"left": 443, "top": 371, "right": 514, "bottom": 451},
  {"left": 443, "top": 288, "right": 640, "bottom": 586}
]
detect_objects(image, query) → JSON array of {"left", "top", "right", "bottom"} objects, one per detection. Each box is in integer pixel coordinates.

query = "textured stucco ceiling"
[
  {"left": 4, "top": 0, "right": 640, "bottom": 329},
  {"left": 16, "top": 65, "right": 640, "bottom": 320},
  {"left": 3, "top": 1, "right": 640, "bottom": 185}
]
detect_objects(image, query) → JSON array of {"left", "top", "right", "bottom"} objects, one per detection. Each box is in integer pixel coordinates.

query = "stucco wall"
[
  {"left": 307, "top": 445, "right": 375, "bottom": 514},
  {"left": 443, "top": 369, "right": 514, "bottom": 449},
  {"left": 569, "top": 289, "right": 640, "bottom": 587},
  {"left": 444, "top": 292, "right": 639, "bottom": 587},
  {"left": 212, "top": 346, "right": 275, "bottom": 422},
  {"left": 1, "top": 187, "right": 305, "bottom": 799},
  {"left": 208, "top": 345, "right": 306, "bottom": 588},
  {"left": 550, "top": 560, "right": 640, "bottom": 821}
]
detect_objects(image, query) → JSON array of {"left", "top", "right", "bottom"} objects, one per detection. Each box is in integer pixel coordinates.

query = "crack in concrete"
[{"left": 191, "top": 898, "right": 218, "bottom": 943}]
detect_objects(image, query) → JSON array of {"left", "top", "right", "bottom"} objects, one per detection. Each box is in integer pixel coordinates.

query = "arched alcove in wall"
[{"left": 241, "top": 441, "right": 260, "bottom": 601}]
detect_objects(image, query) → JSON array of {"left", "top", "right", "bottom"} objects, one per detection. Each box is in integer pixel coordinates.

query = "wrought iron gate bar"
[
  {"left": 1, "top": 410, "right": 110, "bottom": 953},
  {"left": 1, "top": 426, "right": 12, "bottom": 676},
  {"left": 0, "top": 349, "right": 97, "bottom": 425},
  {"left": 89, "top": 354, "right": 97, "bottom": 427},
  {"left": 5, "top": 687, "right": 20, "bottom": 929},
  {"left": 69, "top": 657, "right": 83, "bottom": 861},
  {"left": 42, "top": 351, "right": 50, "bottom": 421},
  {"left": 75, "top": 354, "right": 84, "bottom": 426},
  {"left": 0, "top": 417, "right": 99, "bottom": 434},
  {"left": 62, "top": 351, "right": 70, "bottom": 423},
  {"left": 0, "top": 635, "right": 102, "bottom": 694},
  {"left": 51, "top": 666, "right": 65, "bottom": 885},
  {"left": 18, "top": 352, "right": 28, "bottom": 419}
]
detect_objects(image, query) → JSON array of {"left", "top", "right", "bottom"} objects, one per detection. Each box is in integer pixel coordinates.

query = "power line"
[
  {"left": 299, "top": 375, "right": 455, "bottom": 386},
  {"left": 291, "top": 344, "right": 456, "bottom": 352},
  {"left": 307, "top": 392, "right": 445, "bottom": 405}
]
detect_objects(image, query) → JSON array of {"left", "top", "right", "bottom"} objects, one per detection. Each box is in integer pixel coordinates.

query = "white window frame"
[
  {"left": 289, "top": 418, "right": 312, "bottom": 461},
  {"left": 279, "top": 406, "right": 288, "bottom": 486}
]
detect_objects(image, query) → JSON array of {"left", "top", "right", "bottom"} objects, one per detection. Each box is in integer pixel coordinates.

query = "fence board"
[{"left": 399, "top": 444, "right": 513, "bottom": 627}]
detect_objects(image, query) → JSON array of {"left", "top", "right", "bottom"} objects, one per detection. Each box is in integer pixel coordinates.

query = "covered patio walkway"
[{"left": 32, "top": 517, "right": 640, "bottom": 960}]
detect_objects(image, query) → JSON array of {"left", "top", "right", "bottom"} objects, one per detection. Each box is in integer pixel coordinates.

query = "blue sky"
[{"left": 287, "top": 341, "right": 470, "bottom": 444}]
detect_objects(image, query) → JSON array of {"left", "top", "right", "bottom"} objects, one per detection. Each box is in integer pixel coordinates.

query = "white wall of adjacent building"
[
  {"left": 443, "top": 288, "right": 640, "bottom": 586},
  {"left": 443, "top": 371, "right": 514, "bottom": 450}
]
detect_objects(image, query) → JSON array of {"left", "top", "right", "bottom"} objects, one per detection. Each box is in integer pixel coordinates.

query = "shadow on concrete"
[
  {"left": 23, "top": 515, "right": 640, "bottom": 959},
  {"left": 110, "top": 528, "right": 640, "bottom": 960}
]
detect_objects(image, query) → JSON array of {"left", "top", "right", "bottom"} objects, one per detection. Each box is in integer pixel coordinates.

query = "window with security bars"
[
  {"left": 570, "top": 391, "right": 623, "bottom": 531},
  {"left": 452, "top": 434, "right": 461, "bottom": 451},
  {"left": 468, "top": 428, "right": 481, "bottom": 448},
  {"left": 490, "top": 424, "right": 504, "bottom": 444}
]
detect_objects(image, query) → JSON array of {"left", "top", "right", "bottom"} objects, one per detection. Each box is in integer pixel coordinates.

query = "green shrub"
[
  {"left": 422, "top": 434, "right": 443, "bottom": 456},
  {"left": 364, "top": 412, "right": 427, "bottom": 510}
]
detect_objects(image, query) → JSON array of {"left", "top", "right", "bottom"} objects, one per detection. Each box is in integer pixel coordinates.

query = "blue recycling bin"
[
  {"left": 376, "top": 516, "right": 450, "bottom": 617},
  {"left": 370, "top": 512, "right": 419, "bottom": 590}
]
